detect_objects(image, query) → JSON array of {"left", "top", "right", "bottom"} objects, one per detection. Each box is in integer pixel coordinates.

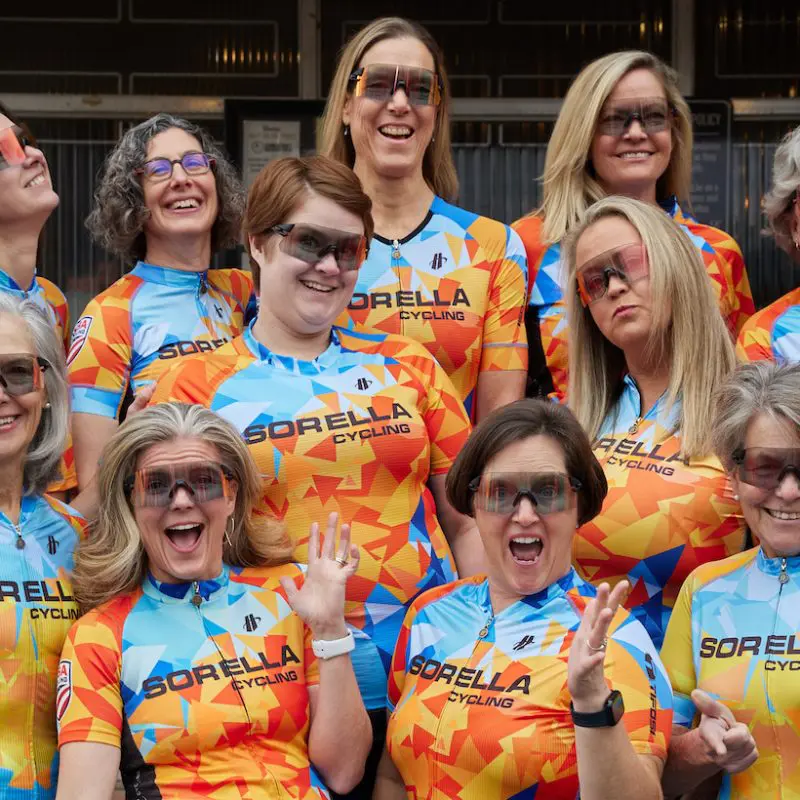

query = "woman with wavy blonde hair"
[
  {"left": 562, "top": 196, "right": 745, "bottom": 651},
  {"left": 513, "top": 50, "right": 753, "bottom": 400},
  {"left": 319, "top": 17, "right": 529, "bottom": 423},
  {"left": 57, "top": 402, "right": 371, "bottom": 799}
]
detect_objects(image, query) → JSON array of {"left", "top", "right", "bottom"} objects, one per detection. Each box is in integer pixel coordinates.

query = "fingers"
[
  {"left": 344, "top": 544, "right": 361, "bottom": 576},
  {"left": 279, "top": 576, "right": 299, "bottom": 608},
  {"left": 722, "top": 726, "right": 754, "bottom": 751},
  {"left": 307, "top": 522, "right": 320, "bottom": 564},
  {"left": 335, "top": 522, "right": 352, "bottom": 562},
  {"left": 607, "top": 580, "right": 629, "bottom": 615},
  {"left": 129, "top": 382, "right": 156, "bottom": 415},
  {"left": 320, "top": 512, "right": 338, "bottom": 559},
  {"left": 698, "top": 715, "right": 728, "bottom": 758},
  {"left": 691, "top": 689, "right": 737, "bottom": 728}
]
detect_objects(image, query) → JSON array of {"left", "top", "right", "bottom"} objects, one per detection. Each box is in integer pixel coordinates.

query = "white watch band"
[{"left": 311, "top": 629, "right": 355, "bottom": 659}]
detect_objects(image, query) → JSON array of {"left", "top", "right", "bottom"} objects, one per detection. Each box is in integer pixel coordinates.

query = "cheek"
[{"left": 133, "top": 507, "right": 162, "bottom": 543}]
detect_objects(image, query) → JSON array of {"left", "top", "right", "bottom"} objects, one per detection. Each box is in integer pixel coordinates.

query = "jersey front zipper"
[{"left": 765, "top": 558, "right": 789, "bottom": 797}]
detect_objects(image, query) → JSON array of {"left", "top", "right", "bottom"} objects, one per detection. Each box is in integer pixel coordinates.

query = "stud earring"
[
  {"left": 343, "top": 125, "right": 350, "bottom": 137},
  {"left": 733, "top": 494, "right": 739, "bottom": 501}
]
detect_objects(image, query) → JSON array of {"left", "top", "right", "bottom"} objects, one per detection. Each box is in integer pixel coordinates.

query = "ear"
[
  {"left": 342, "top": 95, "right": 352, "bottom": 128},
  {"left": 225, "top": 479, "right": 239, "bottom": 517},
  {"left": 249, "top": 234, "right": 267, "bottom": 264}
]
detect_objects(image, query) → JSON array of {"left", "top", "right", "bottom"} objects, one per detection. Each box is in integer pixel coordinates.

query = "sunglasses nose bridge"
[
  {"left": 775, "top": 467, "right": 800, "bottom": 496},
  {"left": 168, "top": 479, "right": 197, "bottom": 504}
]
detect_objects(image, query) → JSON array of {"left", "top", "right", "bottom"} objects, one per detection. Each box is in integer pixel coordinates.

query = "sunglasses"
[
  {"left": 0, "top": 354, "right": 48, "bottom": 397},
  {"left": 0, "top": 125, "right": 36, "bottom": 171},
  {"left": 469, "top": 472, "right": 582, "bottom": 516},
  {"left": 596, "top": 97, "right": 676, "bottom": 137},
  {"left": 576, "top": 243, "right": 650, "bottom": 306},
  {"left": 271, "top": 223, "right": 368, "bottom": 271},
  {"left": 124, "top": 462, "right": 234, "bottom": 508},
  {"left": 135, "top": 151, "right": 215, "bottom": 182},
  {"left": 348, "top": 63, "right": 443, "bottom": 107},
  {"left": 732, "top": 448, "right": 800, "bottom": 491}
]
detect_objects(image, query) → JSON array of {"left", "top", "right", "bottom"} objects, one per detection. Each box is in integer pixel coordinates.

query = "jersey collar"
[
  {"left": 143, "top": 563, "right": 230, "bottom": 605},
  {"left": 0, "top": 266, "right": 40, "bottom": 297},
  {"left": 483, "top": 568, "right": 581, "bottom": 616},
  {"left": 242, "top": 320, "right": 343, "bottom": 374},
  {"left": 131, "top": 261, "right": 209, "bottom": 289},
  {"left": 757, "top": 547, "right": 800, "bottom": 577}
]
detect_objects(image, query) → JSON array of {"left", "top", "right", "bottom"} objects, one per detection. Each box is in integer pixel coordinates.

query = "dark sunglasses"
[
  {"left": 271, "top": 223, "right": 368, "bottom": 271},
  {"left": 135, "top": 151, "right": 215, "bottom": 182},
  {"left": 124, "top": 462, "right": 234, "bottom": 508},
  {"left": 576, "top": 243, "right": 650, "bottom": 306},
  {"left": 0, "top": 125, "right": 37, "bottom": 171},
  {"left": 596, "top": 97, "right": 676, "bottom": 137},
  {"left": 0, "top": 354, "right": 48, "bottom": 397},
  {"left": 348, "top": 63, "right": 443, "bottom": 107},
  {"left": 732, "top": 448, "right": 800, "bottom": 491},
  {"left": 469, "top": 472, "right": 582, "bottom": 516}
]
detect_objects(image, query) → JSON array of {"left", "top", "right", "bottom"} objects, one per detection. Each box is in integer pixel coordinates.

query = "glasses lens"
[
  {"left": 133, "top": 464, "right": 228, "bottom": 507},
  {"left": 598, "top": 99, "right": 670, "bottom": 136},
  {"left": 143, "top": 159, "right": 173, "bottom": 180},
  {"left": 336, "top": 235, "right": 367, "bottom": 270},
  {"left": 0, "top": 356, "right": 39, "bottom": 396},
  {"left": 358, "top": 65, "right": 396, "bottom": 100},
  {"left": 0, "top": 127, "right": 27, "bottom": 170},
  {"left": 738, "top": 449, "right": 800, "bottom": 490},
  {"left": 640, "top": 101, "right": 670, "bottom": 132},
  {"left": 186, "top": 465, "right": 226, "bottom": 502},
  {"left": 182, "top": 152, "right": 211, "bottom": 174},
  {"left": 577, "top": 244, "right": 648, "bottom": 304},
  {"left": 281, "top": 225, "right": 324, "bottom": 265},
  {"left": 475, "top": 473, "right": 575, "bottom": 515},
  {"left": 403, "top": 67, "right": 437, "bottom": 105},
  {"left": 356, "top": 64, "right": 439, "bottom": 106}
]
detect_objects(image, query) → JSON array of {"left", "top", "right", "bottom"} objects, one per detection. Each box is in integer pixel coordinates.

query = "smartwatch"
[
  {"left": 311, "top": 630, "right": 355, "bottom": 660},
  {"left": 570, "top": 690, "right": 625, "bottom": 728}
]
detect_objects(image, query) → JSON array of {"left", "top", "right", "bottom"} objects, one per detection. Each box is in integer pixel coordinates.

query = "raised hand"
[
  {"left": 691, "top": 689, "right": 758, "bottom": 774},
  {"left": 567, "top": 580, "right": 629, "bottom": 711},
  {"left": 128, "top": 382, "right": 156, "bottom": 416},
  {"left": 279, "top": 512, "right": 359, "bottom": 640}
]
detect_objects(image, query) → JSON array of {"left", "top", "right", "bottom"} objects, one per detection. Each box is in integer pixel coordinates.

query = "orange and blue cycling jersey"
[
  {"left": 512, "top": 198, "right": 754, "bottom": 399},
  {"left": 573, "top": 375, "right": 747, "bottom": 650},
  {"left": 736, "top": 286, "right": 800, "bottom": 364},
  {"left": 67, "top": 262, "right": 254, "bottom": 420},
  {"left": 0, "top": 494, "right": 85, "bottom": 799},
  {"left": 387, "top": 570, "right": 673, "bottom": 798},
  {"left": 151, "top": 323, "right": 471, "bottom": 711},
  {"left": 57, "top": 563, "right": 330, "bottom": 799},
  {"left": 338, "top": 196, "right": 528, "bottom": 419},
  {"left": 661, "top": 548, "right": 800, "bottom": 799}
]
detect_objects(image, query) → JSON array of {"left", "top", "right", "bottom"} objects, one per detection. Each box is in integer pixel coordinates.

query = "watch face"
[{"left": 609, "top": 690, "right": 625, "bottom": 723}]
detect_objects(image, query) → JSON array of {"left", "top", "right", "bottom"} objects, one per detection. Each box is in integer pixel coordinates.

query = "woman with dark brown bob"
[{"left": 376, "top": 399, "right": 674, "bottom": 799}]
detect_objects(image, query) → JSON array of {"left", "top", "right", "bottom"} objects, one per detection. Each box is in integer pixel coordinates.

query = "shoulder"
[
  {"left": 746, "top": 289, "right": 800, "bottom": 331},
  {"left": 84, "top": 272, "right": 145, "bottom": 309},
  {"left": 153, "top": 339, "right": 247, "bottom": 401},
  {"left": 433, "top": 197, "right": 518, "bottom": 248},
  {"left": 209, "top": 268, "right": 253, "bottom": 294},
  {"left": 675, "top": 213, "right": 744, "bottom": 259},
  {"left": 337, "top": 326, "right": 435, "bottom": 363},
  {"left": 511, "top": 213, "right": 545, "bottom": 243},
  {"left": 231, "top": 562, "right": 305, "bottom": 592},
  {"left": 405, "top": 575, "right": 485, "bottom": 619},
  {"left": 42, "top": 495, "right": 88, "bottom": 539},
  {"left": 36, "top": 276, "right": 68, "bottom": 306},
  {"left": 681, "top": 548, "right": 758, "bottom": 596},
  {"left": 72, "top": 591, "right": 141, "bottom": 641}
]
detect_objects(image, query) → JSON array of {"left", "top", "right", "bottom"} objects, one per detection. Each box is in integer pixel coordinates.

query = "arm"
[
  {"left": 281, "top": 514, "right": 371, "bottom": 794},
  {"left": 475, "top": 370, "right": 526, "bottom": 420},
  {"left": 429, "top": 474, "right": 485, "bottom": 577},
  {"left": 373, "top": 745, "right": 407, "bottom": 800},
  {"left": 56, "top": 742, "right": 120, "bottom": 800}
]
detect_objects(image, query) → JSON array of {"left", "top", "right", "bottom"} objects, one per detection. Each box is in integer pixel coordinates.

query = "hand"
[
  {"left": 279, "top": 512, "right": 359, "bottom": 640},
  {"left": 127, "top": 382, "right": 156, "bottom": 417},
  {"left": 691, "top": 689, "right": 758, "bottom": 774},
  {"left": 567, "top": 580, "right": 629, "bottom": 711}
]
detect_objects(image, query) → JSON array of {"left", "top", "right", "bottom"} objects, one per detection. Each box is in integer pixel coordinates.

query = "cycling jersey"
[
  {"left": 338, "top": 196, "right": 528, "bottom": 419},
  {"left": 58, "top": 563, "right": 330, "bottom": 799},
  {"left": 67, "top": 262, "right": 253, "bottom": 420},
  {"left": 573, "top": 375, "right": 747, "bottom": 650},
  {"left": 512, "top": 198, "right": 755, "bottom": 399},
  {"left": 736, "top": 286, "right": 800, "bottom": 363},
  {"left": 151, "top": 323, "right": 471, "bottom": 710},
  {"left": 661, "top": 548, "right": 800, "bottom": 799},
  {"left": 0, "top": 267, "right": 75, "bottom": 494},
  {"left": 386, "top": 570, "right": 672, "bottom": 798},
  {"left": 0, "top": 494, "right": 85, "bottom": 799}
]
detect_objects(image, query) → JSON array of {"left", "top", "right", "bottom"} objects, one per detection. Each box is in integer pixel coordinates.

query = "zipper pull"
[
  {"left": 392, "top": 239, "right": 401, "bottom": 260},
  {"left": 779, "top": 558, "right": 789, "bottom": 585},
  {"left": 199, "top": 275, "right": 208, "bottom": 295},
  {"left": 14, "top": 523, "right": 24, "bottom": 550},
  {"left": 478, "top": 612, "right": 494, "bottom": 640},
  {"left": 628, "top": 417, "right": 643, "bottom": 435},
  {"left": 191, "top": 581, "right": 203, "bottom": 606}
]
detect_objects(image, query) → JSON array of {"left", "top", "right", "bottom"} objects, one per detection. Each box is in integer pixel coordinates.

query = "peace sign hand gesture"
[
  {"left": 279, "top": 512, "right": 360, "bottom": 640},
  {"left": 567, "top": 580, "right": 629, "bottom": 711}
]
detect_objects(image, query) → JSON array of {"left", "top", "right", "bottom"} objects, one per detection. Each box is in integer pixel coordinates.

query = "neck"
[
  {"left": 625, "top": 350, "right": 671, "bottom": 415},
  {"left": 0, "top": 226, "right": 42, "bottom": 289},
  {"left": 0, "top": 460, "right": 25, "bottom": 525},
  {"left": 353, "top": 162, "right": 434, "bottom": 239},
  {"left": 487, "top": 577, "right": 524, "bottom": 615},
  {"left": 144, "top": 236, "right": 211, "bottom": 273},
  {"left": 605, "top": 181, "right": 658, "bottom": 205},
  {"left": 251, "top": 309, "right": 332, "bottom": 361}
]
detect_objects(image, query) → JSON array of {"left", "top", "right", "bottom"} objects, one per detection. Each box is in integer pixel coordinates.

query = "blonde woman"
[
  {"left": 319, "top": 17, "right": 528, "bottom": 422},
  {"left": 563, "top": 196, "right": 746, "bottom": 650},
  {"left": 56, "top": 403, "right": 370, "bottom": 799},
  {"left": 737, "top": 124, "right": 800, "bottom": 363},
  {"left": 514, "top": 50, "right": 753, "bottom": 399}
]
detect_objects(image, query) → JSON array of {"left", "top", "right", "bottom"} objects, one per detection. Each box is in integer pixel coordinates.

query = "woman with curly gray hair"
[
  {"left": 736, "top": 124, "right": 800, "bottom": 364},
  {"left": 67, "top": 113, "right": 255, "bottom": 494}
]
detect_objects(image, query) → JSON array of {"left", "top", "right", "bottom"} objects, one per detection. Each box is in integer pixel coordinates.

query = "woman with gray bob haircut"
[
  {"left": 661, "top": 361, "right": 800, "bottom": 799},
  {"left": 0, "top": 293, "right": 86, "bottom": 800},
  {"left": 736, "top": 125, "right": 800, "bottom": 362},
  {"left": 69, "top": 113, "right": 256, "bottom": 499}
]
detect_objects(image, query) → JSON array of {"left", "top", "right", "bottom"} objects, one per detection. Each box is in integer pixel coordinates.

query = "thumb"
[
  {"left": 279, "top": 576, "right": 299, "bottom": 609},
  {"left": 130, "top": 382, "right": 156, "bottom": 412},
  {"left": 691, "top": 689, "right": 734, "bottom": 725}
]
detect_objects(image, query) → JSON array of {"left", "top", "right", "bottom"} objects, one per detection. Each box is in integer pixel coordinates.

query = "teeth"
[
  {"left": 301, "top": 280, "right": 335, "bottom": 292},
  {"left": 167, "top": 523, "right": 201, "bottom": 531},
  {"left": 170, "top": 199, "right": 200, "bottom": 209},
  {"left": 25, "top": 174, "right": 45, "bottom": 188},
  {"left": 0, "top": 416, "right": 16, "bottom": 426},
  {"left": 380, "top": 125, "right": 412, "bottom": 137},
  {"left": 618, "top": 152, "right": 651, "bottom": 159},
  {"left": 766, "top": 509, "right": 800, "bottom": 521},
  {"left": 511, "top": 537, "right": 542, "bottom": 545}
]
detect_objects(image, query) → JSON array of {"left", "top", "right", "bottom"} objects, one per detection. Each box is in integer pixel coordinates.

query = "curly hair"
[
  {"left": 86, "top": 113, "right": 245, "bottom": 264},
  {"left": 763, "top": 124, "right": 800, "bottom": 261}
]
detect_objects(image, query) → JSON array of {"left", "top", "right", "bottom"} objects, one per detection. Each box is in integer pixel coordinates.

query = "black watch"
[{"left": 570, "top": 689, "right": 625, "bottom": 728}]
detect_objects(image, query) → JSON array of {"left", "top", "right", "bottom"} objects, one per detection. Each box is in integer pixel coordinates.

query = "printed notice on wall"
[
  {"left": 242, "top": 120, "right": 301, "bottom": 188},
  {"left": 688, "top": 100, "right": 732, "bottom": 231}
]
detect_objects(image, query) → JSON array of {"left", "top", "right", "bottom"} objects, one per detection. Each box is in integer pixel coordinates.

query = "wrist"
[
  {"left": 310, "top": 621, "right": 348, "bottom": 641},
  {"left": 570, "top": 691, "right": 611, "bottom": 714}
]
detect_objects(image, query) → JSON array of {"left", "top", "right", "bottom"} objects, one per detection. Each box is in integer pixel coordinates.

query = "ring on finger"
[
  {"left": 586, "top": 638, "right": 608, "bottom": 652},
  {"left": 334, "top": 556, "right": 348, "bottom": 567}
]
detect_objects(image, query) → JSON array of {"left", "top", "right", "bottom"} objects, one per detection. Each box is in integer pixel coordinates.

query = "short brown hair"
[
  {"left": 243, "top": 155, "right": 374, "bottom": 287},
  {"left": 446, "top": 399, "right": 608, "bottom": 526}
]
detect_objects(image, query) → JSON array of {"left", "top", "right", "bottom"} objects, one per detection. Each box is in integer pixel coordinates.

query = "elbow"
[
  {"left": 320, "top": 759, "right": 367, "bottom": 795},
  {"left": 314, "top": 716, "right": 371, "bottom": 794}
]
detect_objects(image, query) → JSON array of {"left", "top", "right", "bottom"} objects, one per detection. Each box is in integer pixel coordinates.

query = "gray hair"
[
  {"left": 0, "top": 294, "right": 70, "bottom": 495},
  {"left": 712, "top": 361, "right": 800, "bottom": 471},
  {"left": 763, "top": 124, "right": 800, "bottom": 260},
  {"left": 85, "top": 113, "right": 245, "bottom": 264}
]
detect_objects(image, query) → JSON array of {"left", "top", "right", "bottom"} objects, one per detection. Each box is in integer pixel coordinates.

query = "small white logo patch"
[
  {"left": 56, "top": 659, "right": 72, "bottom": 723},
  {"left": 67, "top": 316, "right": 93, "bottom": 366}
]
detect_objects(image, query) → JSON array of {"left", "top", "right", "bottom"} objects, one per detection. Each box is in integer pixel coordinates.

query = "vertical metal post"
[
  {"left": 298, "top": 0, "right": 321, "bottom": 99},
  {"left": 672, "top": 0, "right": 696, "bottom": 96}
]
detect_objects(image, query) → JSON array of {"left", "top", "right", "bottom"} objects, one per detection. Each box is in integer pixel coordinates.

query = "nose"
[
  {"left": 605, "top": 272, "right": 629, "bottom": 300},
  {"left": 775, "top": 471, "right": 800, "bottom": 502},
  {"left": 169, "top": 484, "right": 196, "bottom": 510},
  {"left": 169, "top": 163, "right": 192, "bottom": 184},
  {"left": 512, "top": 494, "right": 541, "bottom": 524},
  {"left": 388, "top": 86, "right": 411, "bottom": 111},
  {"left": 624, "top": 118, "right": 647, "bottom": 139},
  {"left": 315, "top": 251, "right": 343, "bottom": 275}
]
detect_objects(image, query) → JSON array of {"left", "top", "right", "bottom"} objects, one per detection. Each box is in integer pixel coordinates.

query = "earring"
[
  {"left": 44, "top": 402, "right": 51, "bottom": 409},
  {"left": 224, "top": 517, "right": 234, "bottom": 549},
  {"left": 343, "top": 125, "right": 350, "bottom": 138},
  {"left": 733, "top": 494, "right": 739, "bottom": 501}
]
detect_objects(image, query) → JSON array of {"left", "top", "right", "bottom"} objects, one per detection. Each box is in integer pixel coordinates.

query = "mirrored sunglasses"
[
  {"left": 125, "top": 462, "right": 234, "bottom": 508},
  {"left": 271, "top": 223, "right": 368, "bottom": 271},
  {"left": 597, "top": 97, "right": 676, "bottom": 136},
  {"left": 576, "top": 242, "right": 650, "bottom": 306},
  {"left": 469, "top": 472, "right": 582, "bottom": 516},
  {"left": 732, "top": 447, "right": 800, "bottom": 491},
  {"left": 0, "top": 125, "right": 36, "bottom": 171},
  {"left": 0, "top": 354, "right": 48, "bottom": 397},
  {"left": 136, "top": 151, "right": 215, "bottom": 182},
  {"left": 348, "top": 63, "right": 443, "bottom": 107}
]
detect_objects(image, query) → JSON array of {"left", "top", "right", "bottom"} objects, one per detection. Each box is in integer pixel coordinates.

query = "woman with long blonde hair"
[
  {"left": 563, "top": 196, "right": 745, "bottom": 650},
  {"left": 513, "top": 50, "right": 753, "bottom": 399},
  {"left": 319, "top": 16, "right": 528, "bottom": 422},
  {"left": 56, "top": 403, "right": 370, "bottom": 799}
]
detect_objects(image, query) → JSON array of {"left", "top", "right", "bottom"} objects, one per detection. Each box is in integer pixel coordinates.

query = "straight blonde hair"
[
  {"left": 534, "top": 51, "right": 692, "bottom": 245},
  {"left": 73, "top": 403, "right": 293, "bottom": 612},
  {"left": 317, "top": 16, "right": 458, "bottom": 202},
  {"left": 564, "top": 197, "right": 736, "bottom": 459}
]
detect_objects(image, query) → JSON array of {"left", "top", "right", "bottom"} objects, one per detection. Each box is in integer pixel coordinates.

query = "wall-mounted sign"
[{"left": 688, "top": 99, "right": 732, "bottom": 231}]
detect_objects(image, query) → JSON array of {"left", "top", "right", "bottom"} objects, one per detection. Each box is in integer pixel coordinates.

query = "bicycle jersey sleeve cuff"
[
  {"left": 58, "top": 726, "right": 122, "bottom": 749},
  {"left": 672, "top": 692, "right": 696, "bottom": 728},
  {"left": 70, "top": 386, "right": 124, "bottom": 419}
]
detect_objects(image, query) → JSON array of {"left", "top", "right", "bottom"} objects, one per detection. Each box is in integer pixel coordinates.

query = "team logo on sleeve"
[
  {"left": 67, "top": 316, "right": 93, "bottom": 365},
  {"left": 56, "top": 659, "right": 72, "bottom": 722}
]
